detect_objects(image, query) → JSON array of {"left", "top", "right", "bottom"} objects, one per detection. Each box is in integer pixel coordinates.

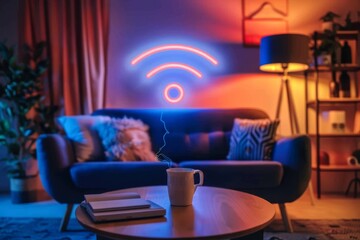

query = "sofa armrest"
[
  {"left": 36, "top": 134, "right": 84, "bottom": 203},
  {"left": 271, "top": 134, "right": 312, "bottom": 202}
]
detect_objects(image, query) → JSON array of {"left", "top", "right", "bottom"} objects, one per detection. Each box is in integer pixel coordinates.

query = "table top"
[{"left": 76, "top": 186, "right": 275, "bottom": 240}]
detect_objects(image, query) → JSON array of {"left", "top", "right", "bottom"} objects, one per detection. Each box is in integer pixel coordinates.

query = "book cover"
[{"left": 81, "top": 200, "right": 166, "bottom": 223}]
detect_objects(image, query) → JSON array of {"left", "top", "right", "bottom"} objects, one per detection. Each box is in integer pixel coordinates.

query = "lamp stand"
[
  {"left": 275, "top": 70, "right": 316, "bottom": 206},
  {"left": 275, "top": 69, "right": 300, "bottom": 134}
]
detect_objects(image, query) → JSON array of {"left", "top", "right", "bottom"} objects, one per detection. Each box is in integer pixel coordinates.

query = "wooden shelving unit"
[{"left": 305, "top": 30, "right": 360, "bottom": 198}]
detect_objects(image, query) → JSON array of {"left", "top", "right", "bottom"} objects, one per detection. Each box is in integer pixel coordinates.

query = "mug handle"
[{"left": 194, "top": 170, "right": 204, "bottom": 192}]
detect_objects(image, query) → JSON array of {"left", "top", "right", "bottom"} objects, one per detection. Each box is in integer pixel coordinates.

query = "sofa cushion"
[
  {"left": 96, "top": 117, "right": 158, "bottom": 162},
  {"left": 179, "top": 160, "right": 283, "bottom": 189},
  {"left": 57, "top": 115, "right": 110, "bottom": 162},
  {"left": 70, "top": 162, "right": 169, "bottom": 190},
  {"left": 227, "top": 118, "right": 280, "bottom": 160}
]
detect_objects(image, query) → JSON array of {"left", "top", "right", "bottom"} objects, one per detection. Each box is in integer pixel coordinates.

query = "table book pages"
[{"left": 82, "top": 191, "right": 166, "bottom": 223}]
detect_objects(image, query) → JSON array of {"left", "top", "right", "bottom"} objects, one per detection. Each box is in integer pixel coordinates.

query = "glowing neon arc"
[
  {"left": 146, "top": 63, "right": 202, "bottom": 78},
  {"left": 131, "top": 44, "right": 218, "bottom": 65}
]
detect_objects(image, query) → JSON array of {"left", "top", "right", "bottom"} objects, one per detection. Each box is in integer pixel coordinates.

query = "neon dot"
[{"left": 164, "top": 83, "right": 184, "bottom": 103}]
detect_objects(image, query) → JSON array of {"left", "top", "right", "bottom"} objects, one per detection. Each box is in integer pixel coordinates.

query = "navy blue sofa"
[{"left": 37, "top": 108, "right": 311, "bottom": 232}]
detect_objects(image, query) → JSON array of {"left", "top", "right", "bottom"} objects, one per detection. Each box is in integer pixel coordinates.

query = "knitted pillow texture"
[
  {"left": 96, "top": 117, "right": 158, "bottom": 162},
  {"left": 227, "top": 118, "right": 280, "bottom": 160}
]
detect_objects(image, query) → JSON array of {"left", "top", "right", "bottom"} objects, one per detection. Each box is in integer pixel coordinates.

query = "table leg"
[{"left": 345, "top": 171, "right": 360, "bottom": 198}]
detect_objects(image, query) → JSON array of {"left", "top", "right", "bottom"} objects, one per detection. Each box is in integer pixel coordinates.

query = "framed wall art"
[{"left": 242, "top": 0, "right": 289, "bottom": 47}]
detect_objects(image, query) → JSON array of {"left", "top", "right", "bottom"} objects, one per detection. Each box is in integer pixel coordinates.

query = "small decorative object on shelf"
[
  {"left": 329, "top": 78, "right": 339, "bottom": 97},
  {"left": 329, "top": 110, "right": 346, "bottom": 133},
  {"left": 339, "top": 71, "right": 351, "bottom": 97},
  {"left": 347, "top": 150, "right": 360, "bottom": 165},
  {"left": 319, "top": 151, "right": 330, "bottom": 165},
  {"left": 341, "top": 41, "right": 352, "bottom": 64},
  {"left": 347, "top": 156, "right": 360, "bottom": 166}
]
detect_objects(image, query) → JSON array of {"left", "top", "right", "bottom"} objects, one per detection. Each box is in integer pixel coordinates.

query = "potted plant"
[
  {"left": 0, "top": 41, "right": 58, "bottom": 203},
  {"left": 317, "top": 29, "right": 342, "bottom": 65},
  {"left": 320, "top": 11, "right": 341, "bottom": 31}
]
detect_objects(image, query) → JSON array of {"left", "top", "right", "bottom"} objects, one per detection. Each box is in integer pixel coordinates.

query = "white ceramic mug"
[{"left": 166, "top": 168, "right": 204, "bottom": 206}]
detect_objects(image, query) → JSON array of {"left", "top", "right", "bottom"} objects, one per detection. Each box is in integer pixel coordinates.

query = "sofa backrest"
[{"left": 92, "top": 109, "right": 269, "bottom": 162}]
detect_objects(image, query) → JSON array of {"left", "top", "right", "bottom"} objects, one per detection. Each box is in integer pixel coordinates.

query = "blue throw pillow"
[
  {"left": 57, "top": 115, "right": 110, "bottom": 162},
  {"left": 227, "top": 118, "right": 280, "bottom": 160}
]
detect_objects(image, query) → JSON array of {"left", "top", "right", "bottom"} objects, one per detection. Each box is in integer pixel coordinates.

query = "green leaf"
[
  {"left": 36, "top": 60, "right": 48, "bottom": 74},
  {"left": 6, "top": 130, "right": 17, "bottom": 138},
  {"left": 0, "top": 119, "right": 10, "bottom": 131}
]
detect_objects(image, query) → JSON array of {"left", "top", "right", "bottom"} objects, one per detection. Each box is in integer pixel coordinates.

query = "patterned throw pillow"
[
  {"left": 96, "top": 117, "right": 158, "bottom": 162},
  {"left": 227, "top": 118, "right": 280, "bottom": 160}
]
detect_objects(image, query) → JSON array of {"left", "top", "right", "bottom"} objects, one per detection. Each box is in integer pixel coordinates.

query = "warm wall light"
[{"left": 259, "top": 33, "right": 309, "bottom": 134}]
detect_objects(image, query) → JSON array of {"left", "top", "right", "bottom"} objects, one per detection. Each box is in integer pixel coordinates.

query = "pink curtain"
[{"left": 19, "top": 0, "right": 109, "bottom": 115}]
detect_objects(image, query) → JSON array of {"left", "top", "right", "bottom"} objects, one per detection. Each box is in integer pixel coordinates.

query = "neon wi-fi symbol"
[{"left": 131, "top": 44, "right": 218, "bottom": 103}]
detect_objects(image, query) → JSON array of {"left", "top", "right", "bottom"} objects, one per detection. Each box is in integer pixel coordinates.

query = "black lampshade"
[{"left": 259, "top": 34, "right": 310, "bottom": 72}]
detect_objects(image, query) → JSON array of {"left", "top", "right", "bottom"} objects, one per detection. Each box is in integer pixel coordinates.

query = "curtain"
[{"left": 19, "top": 0, "right": 109, "bottom": 115}]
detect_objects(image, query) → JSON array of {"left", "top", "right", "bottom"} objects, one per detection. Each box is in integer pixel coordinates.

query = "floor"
[{"left": 0, "top": 190, "right": 359, "bottom": 220}]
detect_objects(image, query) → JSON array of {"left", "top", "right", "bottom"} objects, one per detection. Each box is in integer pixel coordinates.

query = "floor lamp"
[
  {"left": 259, "top": 33, "right": 309, "bottom": 134},
  {"left": 259, "top": 34, "right": 315, "bottom": 212}
]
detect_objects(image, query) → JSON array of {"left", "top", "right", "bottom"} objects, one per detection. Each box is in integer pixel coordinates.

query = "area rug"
[
  {"left": 0, "top": 218, "right": 95, "bottom": 240},
  {"left": 264, "top": 219, "right": 360, "bottom": 240},
  {"left": 0, "top": 218, "right": 359, "bottom": 240}
]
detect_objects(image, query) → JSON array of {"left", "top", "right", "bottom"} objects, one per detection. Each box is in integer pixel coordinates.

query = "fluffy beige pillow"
[{"left": 96, "top": 117, "right": 158, "bottom": 162}]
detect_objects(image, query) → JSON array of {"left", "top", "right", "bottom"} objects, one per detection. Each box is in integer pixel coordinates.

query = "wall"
[
  {"left": 106, "top": 0, "right": 360, "bottom": 194},
  {"left": 106, "top": 0, "right": 359, "bottom": 134}
]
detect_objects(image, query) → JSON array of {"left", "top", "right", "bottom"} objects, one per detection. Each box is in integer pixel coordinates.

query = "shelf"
[
  {"left": 311, "top": 165, "right": 360, "bottom": 171},
  {"left": 307, "top": 98, "right": 360, "bottom": 107},
  {"left": 306, "top": 30, "right": 360, "bottom": 198},
  {"left": 307, "top": 64, "right": 360, "bottom": 72},
  {"left": 315, "top": 30, "right": 359, "bottom": 41},
  {"left": 308, "top": 133, "right": 360, "bottom": 138}
]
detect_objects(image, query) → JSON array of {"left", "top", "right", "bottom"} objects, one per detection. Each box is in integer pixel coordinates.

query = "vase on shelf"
[
  {"left": 329, "top": 71, "right": 339, "bottom": 98},
  {"left": 339, "top": 71, "right": 350, "bottom": 98},
  {"left": 341, "top": 41, "right": 352, "bottom": 64}
]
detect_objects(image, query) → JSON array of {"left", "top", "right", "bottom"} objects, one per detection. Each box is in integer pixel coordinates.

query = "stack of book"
[{"left": 81, "top": 192, "right": 166, "bottom": 223}]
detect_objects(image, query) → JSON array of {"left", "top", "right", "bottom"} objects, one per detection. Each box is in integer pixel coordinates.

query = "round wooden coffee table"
[{"left": 76, "top": 186, "right": 275, "bottom": 240}]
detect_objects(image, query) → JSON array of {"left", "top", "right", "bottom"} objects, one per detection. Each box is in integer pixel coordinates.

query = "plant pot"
[
  {"left": 317, "top": 53, "right": 332, "bottom": 66},
  {"left": 10, "top": 174, "right": 48, "bottom": 203}
]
